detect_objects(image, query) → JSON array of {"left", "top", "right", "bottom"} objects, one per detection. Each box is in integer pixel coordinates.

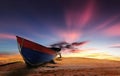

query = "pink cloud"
[
  {"left": 109, "top": 43, "right": 120, "bottom": 48},
  {"left": 61, "top": 0, "right": 96, "bottom": 42},
  {"left": 57, "top": 30, "right": 81, "bottom": 43},
  {"left": 95, "top": 16, "right": 119, "bottom": 31},
  {"left": 77, "top": 0, "right": 95, "bottom": 27},
  {"left": 62, "top": 47, "right": 97, "bottom": 54},
  {"left": 64, "top": 0, "right": 95, "bottom": 29},
  {"left": 70, "top": 49, "right": 81, "bottom": 53},
  {"left": 50, "top": 25, "right": 82, "bottom": 43},
  {"left": 102, "top": 23, "right": 120, "bottom": 37},
  {"left": 89, "top": 15, "right": 120, "bottom": 34},
  {"left": 0, "top": 33, "right": 15, "bottom": 40},
  {"left": 64, "top": 10, "right": 73, "bottom": 29}
]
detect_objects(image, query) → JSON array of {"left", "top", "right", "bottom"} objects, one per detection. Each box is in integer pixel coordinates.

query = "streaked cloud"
[
  {"left": 102, "top": 23, "right": 120, "bottom": 37},
  {"left": 50, "top": 41, "right": 89, "bottom": 48},
  {"left": 0, "top": 33, "right": 15, "bottom": 40},
  {"left": 109, "top": 43, "right": 120, "bottom": 48},
  {"left": 72, "top": 41, "right": 89, "bottom": 46},
  {"left": 64, "top": 0, "right": 96, "bottom": 29},
  {"left": 88, "top": 15, "right": 120, "bottom": 35},
  {"left": 77, "top": 0, "right": 95, "bottom": 28},
  {"left": 57, "top": 30, "right": 81, "bottom": 43},
  {"left": 49, "top": 40, "right": 89, "bottom": 54}
]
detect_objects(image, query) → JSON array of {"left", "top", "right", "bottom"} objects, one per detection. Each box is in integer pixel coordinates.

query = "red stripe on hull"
[{"left": 16, "top": 36, "right": 56, "bottom": 55}]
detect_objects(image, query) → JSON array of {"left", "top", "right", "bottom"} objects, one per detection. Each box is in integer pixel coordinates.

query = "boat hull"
[
  {"left": 16, "top": 36, "right": 57, "bottom": 66},
  {"left": 21, "top": 47, "right": 55, "bottom": 65}
]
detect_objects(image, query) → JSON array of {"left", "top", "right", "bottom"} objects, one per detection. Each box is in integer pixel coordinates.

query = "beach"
[{"left": 0, "top": 54, "right": 120, "bottom": 76}]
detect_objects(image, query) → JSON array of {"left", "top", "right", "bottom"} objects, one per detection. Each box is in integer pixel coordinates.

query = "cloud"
[
  {"left": 88, "top": 15, "right": 120, "bottom": 35},
  {"left": 109, "top": 43, "right": 120, "bottom": 48},
  {"left": 60, "top": 31, "right": 80, "bottom": 42},
  {"left": 49, "top": 40, "right": 89, "bottom": 53},
  {"left": 72, "top": 41, "right": 89, "bottom": 46},
  {"left": 102, "top": 23, "right": 120, "bottom": 37},
  {"left": 78, "top": 0, "right": 95, "bottom": 27},
  {"left": 0, "top": 33, "right": 15, "bottom": 40},
  {"left": 57, "top": 29, "right": 81, "bottom": 43},
  {"left": 50, "top": 41, "right": 68, "bottom": 48},
  {"left": 64, "top": 0, "right": 95, "bottom": 29},
  {"left": 49, "top": 41, "right": 89, "bottom": 48},
  {"left": 50, "top": 0, "right": 96, "bottom": 43},
  {"left": 69, "top": 49, "right": 82, "bottom": 53}
]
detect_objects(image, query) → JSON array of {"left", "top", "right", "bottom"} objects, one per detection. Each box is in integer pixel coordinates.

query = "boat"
[{"left": 16, "top": 36, "right": 61, "bottom": 67}]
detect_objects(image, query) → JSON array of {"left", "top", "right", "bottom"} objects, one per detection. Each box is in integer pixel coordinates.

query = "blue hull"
[
  {"left": 16, "top": 36, "right": 58, "bottom": 66},
  {"left": 21, "top": 47, "right": 55, "bottom": 66}
]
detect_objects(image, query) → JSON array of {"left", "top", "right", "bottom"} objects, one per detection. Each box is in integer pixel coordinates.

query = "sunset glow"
[{"left": 0, "top": 0, "right": 120, "bottom": 61}]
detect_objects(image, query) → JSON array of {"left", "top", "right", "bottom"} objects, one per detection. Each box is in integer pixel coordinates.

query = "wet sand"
[{"left": 0, "top": 55, "right": 120, "bottom": 76}]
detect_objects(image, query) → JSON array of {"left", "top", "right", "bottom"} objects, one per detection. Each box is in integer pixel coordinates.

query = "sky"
[{"left": 0, "top": 0, "right": 120, "bottom": 59}]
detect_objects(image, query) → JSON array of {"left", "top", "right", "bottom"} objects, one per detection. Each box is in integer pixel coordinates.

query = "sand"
[{"left": 0, "top": 54, "right": 120, "bottom": 76}]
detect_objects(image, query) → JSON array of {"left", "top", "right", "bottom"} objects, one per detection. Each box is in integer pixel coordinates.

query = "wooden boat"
[{"left": 16, "top": 36, "right": 60, "bottom": 67}]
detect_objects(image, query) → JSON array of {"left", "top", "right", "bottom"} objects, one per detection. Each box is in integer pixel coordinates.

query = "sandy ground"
[{"left": 0, "top": 55, "right": 120, "bottom": 76}]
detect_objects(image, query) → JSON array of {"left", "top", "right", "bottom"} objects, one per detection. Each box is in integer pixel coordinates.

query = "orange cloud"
[{"left": 0, "top": 33, "right": 15, "bottom": 40}]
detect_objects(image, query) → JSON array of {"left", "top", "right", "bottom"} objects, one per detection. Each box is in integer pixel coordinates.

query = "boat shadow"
[
  {"left": 0, "top": 61, "right": 22, "bottom": 66},
  {"left": 1, "top": 61, "right": 39, "bottom": 76},
  {"left": 2, "top": 61, "right": 58, "bottom": 76}
]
